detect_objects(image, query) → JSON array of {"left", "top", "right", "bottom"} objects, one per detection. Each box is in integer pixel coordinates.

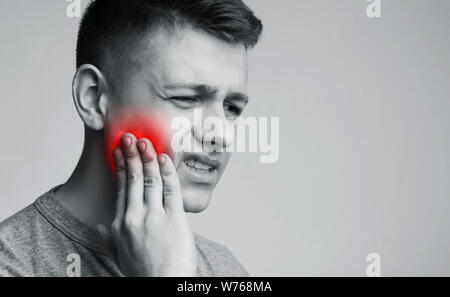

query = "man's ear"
[{"left": 72, "top": 64, "right": 110, "bottom": 130}]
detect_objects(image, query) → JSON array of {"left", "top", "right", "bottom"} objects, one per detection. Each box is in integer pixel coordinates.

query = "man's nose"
[{"left": 192, "top": 106, "right": 233, "bottom": 151}]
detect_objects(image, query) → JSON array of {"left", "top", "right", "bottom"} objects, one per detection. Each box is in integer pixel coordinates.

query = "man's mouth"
[
  {"left": 180, "top": 154, "right": 220, "bottom": 184},
  {"left": 184, "top": 159, "right": 215, "bottom": 172}
]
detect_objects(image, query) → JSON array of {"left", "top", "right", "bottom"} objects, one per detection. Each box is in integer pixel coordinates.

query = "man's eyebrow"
[
  {"left": 226, "top": 92, "right": 249, "bottom": 104},
  {"left": 162, "top": 83, "right": 248, "bottom": 103},
  {"left": 162, "top": 83, "right": 219, "bottom": 95}
]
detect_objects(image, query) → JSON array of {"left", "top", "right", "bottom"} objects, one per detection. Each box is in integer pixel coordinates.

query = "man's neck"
[{"left": 55, "top": 128, "right": 117, "bottom": 228}]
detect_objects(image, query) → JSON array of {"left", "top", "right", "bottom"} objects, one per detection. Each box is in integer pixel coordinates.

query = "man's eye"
[
  {"left": 172, "top": 97, "right": 197, "bottom": 102},
  {"left": 224, "top": 103, "right": 243, "bottom": 118},
  {"left": 170, "top": 97, "right": 199, "bottom": 107}
]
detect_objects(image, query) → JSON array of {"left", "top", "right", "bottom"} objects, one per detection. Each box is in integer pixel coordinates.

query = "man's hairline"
[{"left": 99, "top": 25, "right": 251, "bottom": 92}]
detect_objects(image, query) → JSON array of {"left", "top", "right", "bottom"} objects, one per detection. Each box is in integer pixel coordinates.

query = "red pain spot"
[{"left": 104, "top": 110, "right": 170, "bottom": 173}]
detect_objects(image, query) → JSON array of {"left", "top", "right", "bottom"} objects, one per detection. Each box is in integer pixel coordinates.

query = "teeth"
[
  {"left": 194, "top": 161, "right": 211, "bottom": 170},
  {"left": 185, "top": 159, "right": 213, "bottom": 171}
]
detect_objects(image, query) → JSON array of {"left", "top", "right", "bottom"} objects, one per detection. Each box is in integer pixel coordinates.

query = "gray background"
[{"left": 1, "top": 0, "right": 449, "bottom": 276}]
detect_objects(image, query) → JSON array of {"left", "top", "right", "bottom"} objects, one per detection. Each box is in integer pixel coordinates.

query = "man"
[{"left": 0, "top": 0, "right": 262, "bottom": 277}]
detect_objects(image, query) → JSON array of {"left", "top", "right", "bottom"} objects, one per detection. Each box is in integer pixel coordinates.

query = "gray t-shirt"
[{"left": 0, "top": 186, "right": 249, "bottom": 277}]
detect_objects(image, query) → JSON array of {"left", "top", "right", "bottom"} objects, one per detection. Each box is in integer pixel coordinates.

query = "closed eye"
[
  {"left": 169, "top": 96, "right": 200, "bottom": 108},
  {"left": 171, "top": 96, "right": 199, "bottom": 103}
]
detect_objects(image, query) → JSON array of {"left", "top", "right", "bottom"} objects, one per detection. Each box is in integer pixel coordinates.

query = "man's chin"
[{"left": 182, "top": 192, "right": 212, "bottom": 213}]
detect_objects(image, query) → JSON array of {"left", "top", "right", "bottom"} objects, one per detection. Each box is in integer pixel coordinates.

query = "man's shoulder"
[
  {"left": 0, "top": 203, "right": 45, "bottom": 276},
  {"left": 0, "top": 187, "right": 68, "bottom": 248},
  {"left": 194, "top": 233, "right": 250, "bottom": 277},
  {"left": 194, "top": 233, "right": 230, "bottom": 255},
  {"left": 0, "top": 203, "right": 41, "bottom": 242}
]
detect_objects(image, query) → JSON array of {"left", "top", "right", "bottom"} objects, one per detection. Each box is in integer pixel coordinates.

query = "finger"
[
  {"left": 121, "top": 133, "right": 144, "bottom": 216},
  {"left": 158, "top": 154, "right": 183, "bottom": 213},
  {"left": 137, "top": 138, "right": 163, "bottom": 214},
  {"left": 113, "top": 147, "right": 126, "bottom": 223}
]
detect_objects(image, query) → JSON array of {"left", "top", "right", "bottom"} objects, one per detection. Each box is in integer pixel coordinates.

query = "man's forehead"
[
  {"left": 146, "top": 26, "right": 247, "bottom": 59},
  {"left": 140, "top": 27, "right": 248, "bottom": 92}
]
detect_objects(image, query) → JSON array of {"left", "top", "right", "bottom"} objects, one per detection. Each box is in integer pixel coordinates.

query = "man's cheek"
[{"left": 104, "top": 110, "right": 171, "bottom": 172}]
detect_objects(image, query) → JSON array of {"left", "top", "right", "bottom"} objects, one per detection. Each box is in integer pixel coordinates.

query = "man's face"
[{"left": 105, "top": 28, "right": 249, "bottom": 213}]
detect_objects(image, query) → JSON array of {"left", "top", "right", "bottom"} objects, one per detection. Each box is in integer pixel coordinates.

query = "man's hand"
[{"left": 97, "top": 133, "right": 197, "bottom": 277}]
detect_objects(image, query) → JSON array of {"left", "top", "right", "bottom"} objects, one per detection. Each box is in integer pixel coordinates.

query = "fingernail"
[
  {"left": 123, "top": 136, "right": 131, "bottom": 147},
  {"left": 158, "top": 154, "right": 166, "bottom": 164},
  {"left": 137, "top": 141, "right": 146, "bottom": 152}
]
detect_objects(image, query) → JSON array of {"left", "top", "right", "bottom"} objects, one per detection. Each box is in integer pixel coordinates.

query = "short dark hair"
[{"left": 76, "top": 0, "right": 263, "bottom": 82}]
